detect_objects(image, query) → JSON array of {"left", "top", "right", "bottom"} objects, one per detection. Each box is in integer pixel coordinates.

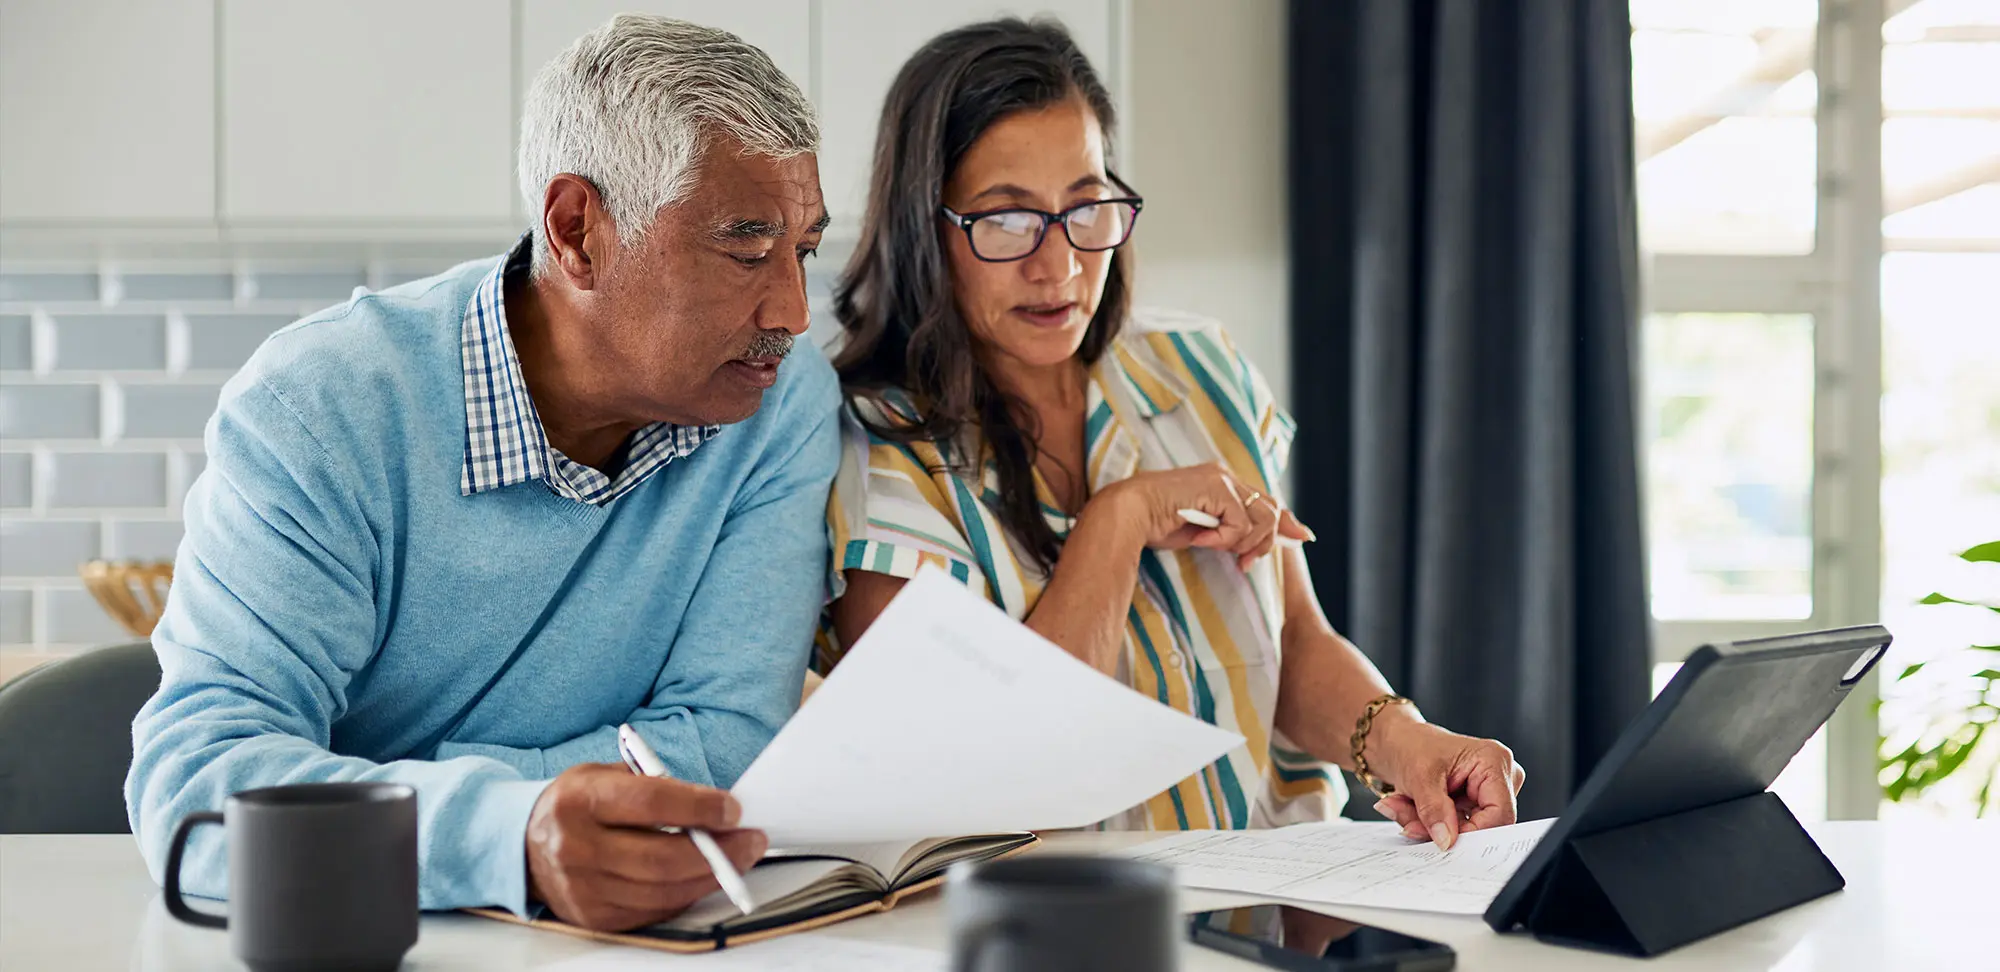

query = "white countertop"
[{"left": 1, "top": 822, "right": 1991, "bottom": 971}]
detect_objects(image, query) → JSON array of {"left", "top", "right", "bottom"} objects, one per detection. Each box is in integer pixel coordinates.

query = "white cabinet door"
[
  {"left": 816, "top": 0, "right": 1116, "bottom": 226},
  {"left": 0, "top": 0, "right": 215, "bottom": 222},
  {"left": 222, "top": 0, "right": 514, "bottom": 222},
  {"left": 516, "top": 0, "right": 813, "bottom": 225}
]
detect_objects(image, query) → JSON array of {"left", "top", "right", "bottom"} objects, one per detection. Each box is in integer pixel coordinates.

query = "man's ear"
[{"left": 541, "top": 174, "right": 612, "bottom": 291}]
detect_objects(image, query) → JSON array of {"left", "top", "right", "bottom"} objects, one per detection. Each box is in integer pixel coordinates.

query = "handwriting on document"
[{"left": 1129, "top": 818, "right": 1555, "bottom": 915}]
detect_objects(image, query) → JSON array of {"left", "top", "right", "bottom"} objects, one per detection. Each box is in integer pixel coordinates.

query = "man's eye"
[
  {"left": 732, "top": 252, "right": 769, "bottom": 267},
  {"left": 798, "top": 247, "right": 818, "bottom": 263}
]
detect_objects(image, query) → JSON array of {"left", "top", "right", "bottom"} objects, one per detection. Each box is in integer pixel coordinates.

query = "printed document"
[
  {"left": 731, "top": 566, "right": 1245, "bottom": 844},
  {"left": 1127, "top": 818, "right": 1555, "bottom": 915}
]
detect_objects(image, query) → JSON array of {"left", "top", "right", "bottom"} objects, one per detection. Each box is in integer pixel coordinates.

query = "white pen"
[
  {"left": 1178, "top": 507, "right": 1304, "bottom": 548},
  {"left": 615, "top": 723, "right": 759, "bottom": 916}
]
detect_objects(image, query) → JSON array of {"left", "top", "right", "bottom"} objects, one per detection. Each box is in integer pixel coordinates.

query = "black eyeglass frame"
[{"left": 938, "top": 172, "right": 1145, "bottom": 263}]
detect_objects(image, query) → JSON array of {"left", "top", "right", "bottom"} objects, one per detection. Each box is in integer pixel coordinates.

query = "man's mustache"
[{"left": 742, "top": 330, "right": 794, "bottom": 360}]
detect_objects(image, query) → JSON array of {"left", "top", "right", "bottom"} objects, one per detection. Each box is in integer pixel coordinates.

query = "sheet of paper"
[
  {"left": 1127, "top": 818, "right": 1556, "bottom": 915},
  {"left": 733, "top": 566, "right": 1244, "bottom": 844},
  {"left": 533, "top": 936, "right": 943, "bottom": 971}
]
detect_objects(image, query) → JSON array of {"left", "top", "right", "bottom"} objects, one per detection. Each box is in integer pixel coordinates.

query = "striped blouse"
[{"left": 821, "top": 307, "right": 1346, "bottom": 831}]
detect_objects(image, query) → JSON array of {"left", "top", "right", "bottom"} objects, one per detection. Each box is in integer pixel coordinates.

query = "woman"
[{"left": 822, "top": 19, "right": 1523, "bottom": 847}]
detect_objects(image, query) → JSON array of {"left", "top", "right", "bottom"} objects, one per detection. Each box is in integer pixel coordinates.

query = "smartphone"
[{"left": 1188, "top": 906, "right": 1455, "bottom": 972}]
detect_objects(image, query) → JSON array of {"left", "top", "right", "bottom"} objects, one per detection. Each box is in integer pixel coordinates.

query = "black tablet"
[{"left": 1483, "top": 624, "right": 1891, "bottom": 936}]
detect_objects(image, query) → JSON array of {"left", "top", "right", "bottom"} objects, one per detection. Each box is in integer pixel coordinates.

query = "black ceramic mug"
[
  {"left": 163, "top": 782, "right": 419, "bottom": 972},
  {"left": 948, "top": 855, "right": 1180, "bottom": 972}
]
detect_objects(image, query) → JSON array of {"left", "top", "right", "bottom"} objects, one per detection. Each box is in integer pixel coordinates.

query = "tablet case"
[
  {"left": 1484, "top": 624, "right": 1889, "bottom": 957},
  {"left": 1514, "top": 790, "right": 1843, "bottom": 956}
]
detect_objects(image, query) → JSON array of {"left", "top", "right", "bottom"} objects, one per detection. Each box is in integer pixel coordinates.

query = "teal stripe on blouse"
[
  {"left": 1167, "top": 332, "right": 1273, "bottom": 489},
  {"left": 948, "top": 475, "right": 1006, "bottom": 616},
  {"left": 1273, "top": 763, "right": 1335, "bottom": 784},
  {"left": 1085, "top": 397, "right": 1112, "bottom": 445},
  {"left": 1128, "top": 603, "right": 1191, "bottom": 829},
  {"left": 1139, "top": 553, "right": 1249, "bottom": 827}
]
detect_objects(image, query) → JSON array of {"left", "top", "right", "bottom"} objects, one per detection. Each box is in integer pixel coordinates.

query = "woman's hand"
[
  {"left": 1364, "top": 713, "right": 1525, "bottom": 850},
  {"left": 1088, "top": 463, "right": 1315, "bottom": 570}
]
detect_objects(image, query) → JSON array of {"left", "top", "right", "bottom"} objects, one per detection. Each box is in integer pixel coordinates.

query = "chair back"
[{"left": 0, "top": 642, "right": 161, "bottom": 833}]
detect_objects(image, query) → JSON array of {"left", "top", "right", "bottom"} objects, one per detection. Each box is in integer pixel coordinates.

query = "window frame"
[{"left": 1639, "top": 0, "right": 1886, "bottom": 820}]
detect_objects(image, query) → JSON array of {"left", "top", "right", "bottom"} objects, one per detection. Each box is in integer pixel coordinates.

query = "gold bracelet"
[{"left": 1351, "top": 694, "right": 1416, "bottom": 797}]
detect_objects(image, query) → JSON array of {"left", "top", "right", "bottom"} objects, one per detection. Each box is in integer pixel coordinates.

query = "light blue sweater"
[{"left": 125, "top": 255, "right": 839, "bottom": 915}]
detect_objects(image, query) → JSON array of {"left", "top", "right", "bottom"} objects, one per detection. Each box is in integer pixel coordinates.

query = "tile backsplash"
[{"left": 1, "top": 246, "right": 846, "bottom": 657}]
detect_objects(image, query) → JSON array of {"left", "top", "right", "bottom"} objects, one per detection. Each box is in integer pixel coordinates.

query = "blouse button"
[{"left": 1167, "top": 652, "right": 1184, "bottom": 670}]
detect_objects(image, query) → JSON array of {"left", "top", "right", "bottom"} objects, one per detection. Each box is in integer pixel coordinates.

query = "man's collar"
[{"left": 460, "top": 236, "right": 554, "bottom": 497}]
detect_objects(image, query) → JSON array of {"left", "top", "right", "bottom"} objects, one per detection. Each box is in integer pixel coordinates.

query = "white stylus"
[
  {"left": 616, "top": 723, "right": 759, "bottom": 916},
  {"left": 1177, "top": 507, "right": 1305, "bottom": 548}
]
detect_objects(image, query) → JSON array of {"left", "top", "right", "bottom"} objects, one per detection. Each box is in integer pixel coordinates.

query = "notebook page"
[
  {"left": 766, "top": 839, "right": 924, "bottom": 879},
  {"left": 657, "top": 858, "right": 855, "bottom": 930}
]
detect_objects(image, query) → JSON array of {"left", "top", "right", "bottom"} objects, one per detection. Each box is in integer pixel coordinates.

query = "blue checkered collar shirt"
[{"left": 460, "top": 236, "right": 719, "bottom": 506}]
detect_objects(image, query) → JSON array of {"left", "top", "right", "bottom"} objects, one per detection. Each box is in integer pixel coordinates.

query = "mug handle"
[
  {"left": 163, "top": 811, "right": 227, "bottom": 929},
  {"left": 955, "top": 918, "right": 1023, "bottom": 972}
]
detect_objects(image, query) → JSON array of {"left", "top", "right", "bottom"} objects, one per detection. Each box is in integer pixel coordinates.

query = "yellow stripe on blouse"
[{"left": 821, "top": 307, "right": 1345, "bottom": 831}]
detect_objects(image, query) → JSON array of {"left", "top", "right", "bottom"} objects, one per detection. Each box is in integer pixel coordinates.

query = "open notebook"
[{"left": 468, "top": 831, "right": 1038, "bottom": 952}]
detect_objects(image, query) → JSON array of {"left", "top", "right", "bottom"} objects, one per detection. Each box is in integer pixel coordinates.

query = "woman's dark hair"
[{"left": 832, "top": 18, "right": 1131, "bottom": 574}]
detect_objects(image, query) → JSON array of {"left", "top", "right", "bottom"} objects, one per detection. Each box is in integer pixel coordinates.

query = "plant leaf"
[
  {"left": 1977, "top": 669, "right": 2000, "bottom": 681},
  {"left": 1898, "top": 662, "right": 1927, "bottom": 681},
  {"left": 1973, "top": 644, "right": 2000, "bottom": 653},
  {"left": 1960, "top": 540, "right": 2000, "bottom": 563},
  {"left": 1921, "top": 592, "right": 2000, "bottom": 613}
]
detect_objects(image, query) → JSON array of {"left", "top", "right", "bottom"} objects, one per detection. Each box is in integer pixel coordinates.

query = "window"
[
  {"left": 1632, "top": 0, "right": 1820, "bottom": 253},
  {"left": 1644, "top": 313, "right": 1816, "bottom": 621},
  {"left": 1634, "top": 0, "right": 1999, "bottom": 819}
]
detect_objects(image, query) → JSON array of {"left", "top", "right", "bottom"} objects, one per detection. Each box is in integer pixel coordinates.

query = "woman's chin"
[{"left": 992, "top": 319, "right": 1090, "bottom": 367}]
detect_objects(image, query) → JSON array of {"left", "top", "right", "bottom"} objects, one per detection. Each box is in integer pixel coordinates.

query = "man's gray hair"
[{"left": 518, "top": 15, "right": 819, "bottom": 262}]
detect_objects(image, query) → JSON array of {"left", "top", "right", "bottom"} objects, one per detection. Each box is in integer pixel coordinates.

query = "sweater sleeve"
[
  {"left": 435, "top": 354, "right": 844, "bottom": 789},
  {"left": 125, "top": 375, "right": 551, "bottom": 915}
]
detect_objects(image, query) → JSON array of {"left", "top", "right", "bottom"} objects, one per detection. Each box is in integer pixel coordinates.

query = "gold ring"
[{"left": 1241, "top": 490, "right": 1263, "bottom": 509}]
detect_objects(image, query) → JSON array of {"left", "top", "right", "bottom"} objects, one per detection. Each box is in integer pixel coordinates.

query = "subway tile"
[
  {"left": 0, "top": 314, "right": 31, "bottom": 371},
  {"left": 105, "top": 519, "right": 184, "bottom": 561},
  {"left": 179, "top": 451, "right": 207, "bottom": 504},
  {"left": 0, "top": 453, "right": 30, "bottom": 508},
  {"left": 120, "top": 273, "right": 234, "bottom": 302},
  {"left": 0, "top": 272, "right": 98, "bottom": 303},
  {"left": 253, "top": 271, "right": 367, "bottom": 301},
  {"left": 50, "top": 313, "right": 167, "bottom": 370},
  {"left": 48, "top": 452, "right": 169, "bottom": 509},
  {"left": 0, "top": 383, "right": 101, "bottom": 438},
  {"left": 46, "top": 586, "right": 131, "bottom": 645},
  {"left": 0, "top": 519, "right": 100, "bottom": 577},
  {"left": 118, "top": 384, "right": 221, "bottom": 439},
  {"left": 185, "top": 314, "right": 294, "bottom": 370},
  {"left": 0, "top": 588, "right": 30, "bottom": 644}
]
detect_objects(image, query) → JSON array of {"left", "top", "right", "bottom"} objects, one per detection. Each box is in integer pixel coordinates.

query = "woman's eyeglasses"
[{"left": 939, "top": 174, "right": 1143, "bottom": 263}]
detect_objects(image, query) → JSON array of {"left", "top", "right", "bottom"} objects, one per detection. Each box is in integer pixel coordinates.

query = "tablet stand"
[{"left": 1518, "top": 791, "right": 1844, "bottom": 956}]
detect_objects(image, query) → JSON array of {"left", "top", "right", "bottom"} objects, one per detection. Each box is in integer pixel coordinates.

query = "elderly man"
[{"left": 127, "top": 16, "right": 831, "bottom": 931}]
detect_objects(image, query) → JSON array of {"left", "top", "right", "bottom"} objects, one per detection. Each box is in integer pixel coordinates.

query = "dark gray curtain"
[{"left": 1286, "top": 0, "right": 1651, "bottom": 818}]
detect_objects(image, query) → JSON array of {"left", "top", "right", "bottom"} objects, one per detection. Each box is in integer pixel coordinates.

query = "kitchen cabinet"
[
  {"left": 0, "top": 0, "right": 216, "bottom": 222},
  {"left": 221, "top": 0, "right": 514, "bottom": 223}
]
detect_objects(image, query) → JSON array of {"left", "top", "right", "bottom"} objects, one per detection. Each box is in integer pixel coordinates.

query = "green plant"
[{"left": 1878, "top": 540, "right": 2000, "bottom": 816}]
